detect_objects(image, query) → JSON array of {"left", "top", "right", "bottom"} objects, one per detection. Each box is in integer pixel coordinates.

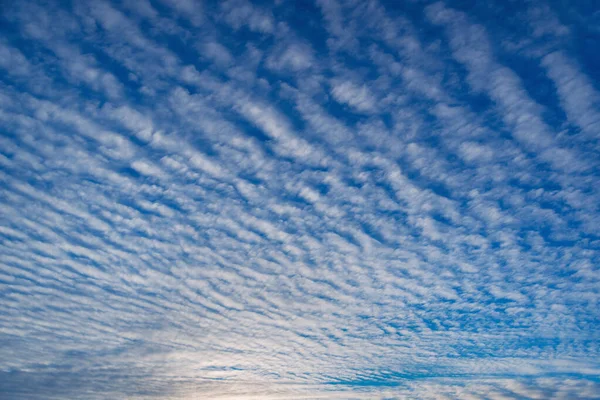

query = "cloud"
[
  {"left": 266, "top": 41, "right": 315, "bottom": 72},
  {"left": 1, "top": 0, "right": 599, "bottom": 399},
  {"left": 541, "top": 51, "right": 600, "bottom": 138},
  {"left": 330, "top": 80, "right": 377, "bottom": 113},
  {"left": 220, "top": 0, "right": 274, "bottom": 33},
  {"left": 157, "top": 0, "right": 203, "bottom": 26}
]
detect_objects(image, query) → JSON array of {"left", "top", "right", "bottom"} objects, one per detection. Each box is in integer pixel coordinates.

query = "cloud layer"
[{"left": 1, "top": 0, "right": 599, "bottom": 398}]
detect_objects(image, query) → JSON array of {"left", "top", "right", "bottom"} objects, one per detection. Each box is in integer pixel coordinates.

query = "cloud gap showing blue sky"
[{"left": 0, "top": 0, "right": 599, "bottom": 398}]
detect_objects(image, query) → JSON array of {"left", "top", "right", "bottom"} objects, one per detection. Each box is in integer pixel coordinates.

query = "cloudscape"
[{"left": 1, "top": 0, "right": 599, "bottom": 398}]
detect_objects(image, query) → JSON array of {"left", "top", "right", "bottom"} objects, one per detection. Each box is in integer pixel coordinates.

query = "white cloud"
[
  {"left": 330, "top": 80, "right": 377, "bottom": 113},
  {"left": 0, "top": 0, "right": 599, "bottom": 399},
  {"left": 266, "top": 42, "right": 315, "bottom": 72},
  {"left": 220, "top": 0, "right": 274, "bottom": 33},
  {"left": 541, "top": 51, "right": 600, "bottom": 138}
]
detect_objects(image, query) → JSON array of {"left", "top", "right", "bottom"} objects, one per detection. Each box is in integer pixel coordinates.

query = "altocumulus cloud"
[{"left": 1, "top": 0, "right": 600, "bottom": 399}]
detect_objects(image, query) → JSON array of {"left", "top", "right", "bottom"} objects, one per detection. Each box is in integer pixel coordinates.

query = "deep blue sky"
[{"left": 1, "top": 0, "right": 600, "bottom": 398}]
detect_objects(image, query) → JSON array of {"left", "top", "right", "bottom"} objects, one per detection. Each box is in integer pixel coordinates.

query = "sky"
[{"left": 0, "top": 0, "right": 599, "bottom": 399}]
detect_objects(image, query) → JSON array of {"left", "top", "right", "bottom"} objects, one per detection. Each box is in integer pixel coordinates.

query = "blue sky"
[{"left": 1, "top": 0, "right": 600, "bottom": 398}]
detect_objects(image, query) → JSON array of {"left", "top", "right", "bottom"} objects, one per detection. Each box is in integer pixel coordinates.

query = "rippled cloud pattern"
[{"left": 1, "top": 0, "right": 600, "bottom": 398}]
